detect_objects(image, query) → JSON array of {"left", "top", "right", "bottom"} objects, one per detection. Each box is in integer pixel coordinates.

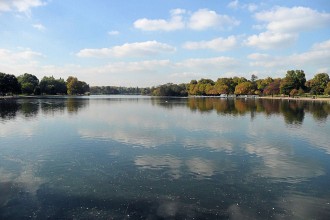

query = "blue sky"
[{"left": 0, "top": 0, "right": 330, "bottom": 86}]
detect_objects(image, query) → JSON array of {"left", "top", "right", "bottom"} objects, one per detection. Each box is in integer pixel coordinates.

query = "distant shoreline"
[
  {"left": 1, "top": 95, "right": 330, "bottom": 103},
  {"left": 259, "top": 96, "right": 330, "bottom": 103}
]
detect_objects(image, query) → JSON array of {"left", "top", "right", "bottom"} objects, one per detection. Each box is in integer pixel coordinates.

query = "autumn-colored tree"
[
  {"left": 324, "top": 82, "right": 330, "bottom": 95},
  {"left": 263, "top": 79, "right": 281, "bottom": 96},
  {"left": 290, "top": 89, "right": 299, "bottom": 97},
  {"left": 234, "top": 81, "right": 254, "bottom": 95},
  {"left": 214, "top": 78, "right": 232, "bottom": 94},
  {"left": 66, "top": 76, "right": 89, "bottom": 95}
]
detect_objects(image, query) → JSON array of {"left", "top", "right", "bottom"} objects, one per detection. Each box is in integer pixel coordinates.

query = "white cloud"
[
  {"left": 108, "top": 30, "right": 119, "bottom": 36},
  {"left": 0, "top": 48, "right": 43, "bottom": 62},
  {"left": 0, "top": 48, "right": 47, "bottom": 77},
  {"left": 246, "top": 6, "right": 330, "bottom": 50},
  {"left": 134, "top": 8, "right": 185, "bottom": 31},
  {"left": 247, "top": 4, "right": 258, "bottom": 12},
  {"left": 176, "top": 56, "right": 238, "bottom": 69},
  {"left": 88, "top": 59, "right": 171, "bottom": 74},
  {"left": 245, "top": 32, "right": 298, "bottom": 50},
  {"left": 134, "top": 8, "right": 239, "bottom": 31},
  {"left": 247, "top": 39, "right": 330, "bottom": 75},
  {"left": 312, "top": 39, "right": 330, "bottom": 51},
  {"left": 255, "top": 6, "right": 330, "bottom": 33},
  {"left": 188, "top": 9, "right": 240, "bottom": 30},
  {"left": 0, "top": 0, "right": 46, "bottom": 14},
  {"left": 183, "top": 36, "right": 237, "bottom": 51},
  {"left": 76, "top": 41, "right": 176, "bottom": 58},
  {"left": 227, "top": 0, "right": 259, "bottom": 12},
  {"left": 32, "top": 23, "right": 45, "bottom": 31},
  {"left": 227, "top": 0, "right": 239, "bottom": 9}
]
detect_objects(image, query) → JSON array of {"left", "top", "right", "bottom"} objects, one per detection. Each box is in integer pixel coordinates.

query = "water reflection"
[
  {"left": 0, "top": 98, "right": 89, "bottom": 121},
  {"left": 1, "top": 97, "right": 329, "bottom": 125},
  {"left": 0, "top": 96, "right": 330, "bottom": 219},
  {"left": 185, "top": 98, "right": 329, "bottom": 124},
  {"left": 0, "top": 101, "right": 19, "bottom": 120}
]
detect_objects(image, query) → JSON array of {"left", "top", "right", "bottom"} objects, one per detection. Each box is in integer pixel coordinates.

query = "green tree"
[
  {"left": 306, "top": 73, "right": 330, "bottom": 95},
  {"left": 40, "top": 76, "right": 67, "bottom": 95},
  {"left": 151, "top": 83, "right": 187, "bottom": 96},
  {"left": 17, "top": 73, "right": 39, "bottom": 95},
  {"left": 0, "top": 72, "right": 21, "bottom": 95},
  {"left": 280, "top": 70, "right": 306, "bottom": 95}
]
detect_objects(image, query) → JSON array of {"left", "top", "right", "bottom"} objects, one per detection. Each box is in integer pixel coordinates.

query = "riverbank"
[{"left": 259, "top": 96, "right": 330, "bottom": 103}]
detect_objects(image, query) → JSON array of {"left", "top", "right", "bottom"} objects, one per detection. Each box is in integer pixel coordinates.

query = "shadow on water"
[
  {"left": 0, "top": 98, "right": 89, "bottom": 121},
  {"left": 0, "top": 100, "right": 19, "bottom": 120},
  {"left": 0, "top": 176, "right": 282, "bottom": 220}
]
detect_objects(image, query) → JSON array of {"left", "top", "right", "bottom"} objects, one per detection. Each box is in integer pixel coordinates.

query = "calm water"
[{"left": 0, "top": 96, "right": 330, "bottom": 219}]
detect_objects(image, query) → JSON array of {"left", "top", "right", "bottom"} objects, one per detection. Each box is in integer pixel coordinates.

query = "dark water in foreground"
[{"left": 0, "top": 96, "right": 330, "bottom": 219}]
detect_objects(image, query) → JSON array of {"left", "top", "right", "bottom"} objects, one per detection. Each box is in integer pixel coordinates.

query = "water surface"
[{"left": 0, "top": 96, "right": 330, "bottom": 219}]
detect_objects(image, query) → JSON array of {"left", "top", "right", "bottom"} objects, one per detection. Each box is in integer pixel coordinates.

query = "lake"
[{"left": 0, "top": 96, "right": 330, "bottom": 219}]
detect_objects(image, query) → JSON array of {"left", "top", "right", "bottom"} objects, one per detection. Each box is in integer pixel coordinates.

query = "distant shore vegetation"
[
  {"left": 0, "top": 72, "right": 89, "bottom": 96},
  {"left": 1, "top": 70, "right": 330, "bottom": 97},
  {"left": 91, "top": 70, "right": 330, "bottom": 97}
]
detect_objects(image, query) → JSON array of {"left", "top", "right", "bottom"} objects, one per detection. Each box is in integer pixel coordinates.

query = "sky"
[{"left": 0, "top": 0, "right": 330, "bottom": 87}]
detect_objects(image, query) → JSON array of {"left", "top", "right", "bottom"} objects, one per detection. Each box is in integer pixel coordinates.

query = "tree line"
[
  {"left": 153, "top": 70, "right": 330, "bottom": 97},
  {"left": 90, "top": 70, "right": 330, "bottom": 97},
  {"left": 0, "top": 72, "right": 90, "bottom": 96},
  {"left": 2, "top": 70, "right": 330, "bottom": 97},
  {"left": 169, "top": 70, "right": 330, "bottom": 97}
]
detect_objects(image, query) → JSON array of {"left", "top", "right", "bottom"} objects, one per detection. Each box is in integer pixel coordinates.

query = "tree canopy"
[
  {"left": 66, "top": 76, "right": 90, "bottom": 95},
  {"left": 17, "top": 73, "right": 40, "bottom": 95},
  {"left": 40, "top": 76, "right": 67, "bottom": 95},
  {"left": 0, "top": 72, "right": 21, "bottom": 95}
]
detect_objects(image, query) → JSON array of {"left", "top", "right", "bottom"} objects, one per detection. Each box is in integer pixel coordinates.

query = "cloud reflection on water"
[{"left": 0, "top": 97, "right": 329, "bottom": 219}]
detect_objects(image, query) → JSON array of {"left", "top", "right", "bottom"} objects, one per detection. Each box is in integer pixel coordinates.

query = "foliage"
[
  {"left": 324, "top": 82, "right": 330, "bottom": 95},
  {"left": 256, "top": 77, "right": 273, "bottom": 92},
  {"left": 90, "top": 86, "right": 145, "bottom": 95},
  {"left": 306, "top": 73, "right": 329, "bottom": 95},
  {"left": 66, "top": 76, "right": 89, "bottom": 95},
  {"left": 40, "top": 76, "right": 67, "bottom": 95},
  {"left": 1, "top": 69, "right": 330, "bottom": 98},
  {"left": 280, "top": 70, "right": 306, "bottom": 95},
  {"left": 234, "top": 81, "right": 254, "bottom": 95},
  {"left": 151, "top": 83, "right": 187, "bottom": 96},
  {"left": 290, "top": 89, "right": 299, "bottom": 97},
  {"left": 263, "top": 79, "right": 281, "bottom": 96},
  {"left": 17, "top": 73, "right": 40, "bottom": 95},
  {"left": 0, "top": 72, "right": 21, "bottom": 95},
  {"left": 214, "top": 78, "right": 235, "bottom": 94}
]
